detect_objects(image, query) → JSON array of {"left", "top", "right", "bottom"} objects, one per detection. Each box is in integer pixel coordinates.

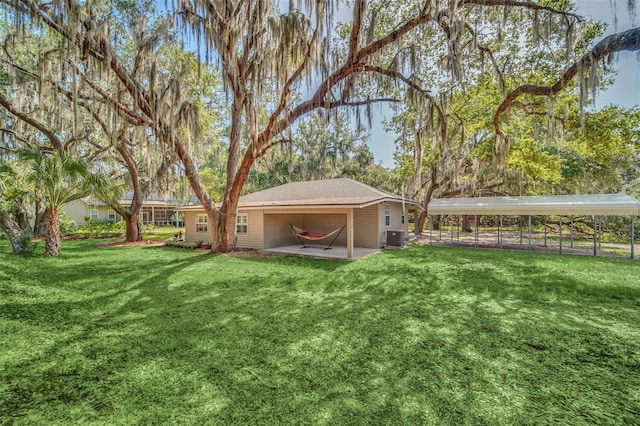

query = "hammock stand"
[{"left": 290, "top": 224, "right": 346, "bottom": 250}]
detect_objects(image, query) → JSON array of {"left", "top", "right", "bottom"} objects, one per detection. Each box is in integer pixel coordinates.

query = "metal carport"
[{"left": 427, "top": 194, "right": 640, "bottom": 258}]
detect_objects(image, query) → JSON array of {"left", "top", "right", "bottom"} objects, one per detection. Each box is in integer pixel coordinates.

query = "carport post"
[
  {"left": 474, "top": 215, "right": 478, "bottom": 248},
  {"left": 559, "top": 215, "right": 563, "bottom": 254},
  {"left": 631, "top": 216, "right": 635, "bottom": 259},
  {"left": 544, "top": 216, "right": 547, "bottom": 247},
  {"left": 570, "top": 216, "right": 574, "bottom": 248},
  {"left": 429, "top": 215, "right": 433, "bottom": 244},
  {"left": 528, "top": 215, "right": 532, "bottom": 251},
  {"left": 450, "top": 215, "right": 454, "bottom": 246},
  {"left": 519, "top": 217, "right": 523, "bottom": 245},
  {"left": 593, "top": 215, "right": 597, "bottom": 256},
  {"left": 499, "top": 215, "right": 503, "bottom": 249}
]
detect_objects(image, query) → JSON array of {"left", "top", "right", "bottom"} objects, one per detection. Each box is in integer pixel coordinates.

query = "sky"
[{"left": 368, "top": 0, "right": 639, "bottom": 167}]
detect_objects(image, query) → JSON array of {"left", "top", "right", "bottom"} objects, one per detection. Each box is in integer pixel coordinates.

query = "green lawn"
[{"left": 1, "top": 240, "right": 639, "bottom": 425}]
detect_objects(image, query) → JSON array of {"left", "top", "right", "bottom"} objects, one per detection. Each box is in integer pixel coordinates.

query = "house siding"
[
  {"left": 301, "top": 214, "right": 348, "bottom": 246},
  {"left": 184, "top": 209, "right": 264, "bottom": 249},
  {"left": 184, "top": 211, "right": 210, "bottom": 243},
  {"left": 354, "top": 205, "right": 380, "bottom": 248},
  {"left": 62, "top": 201, "right": 118, "bottom": 225},
  {"left": 236, "top": 210, "right": 264, "bottom": 249},
  {"left": 264, "top": 213, "right": 302, "bottom": 249},
  {"left": 379, "top": 202, "right": 409, "bottom": 246}
]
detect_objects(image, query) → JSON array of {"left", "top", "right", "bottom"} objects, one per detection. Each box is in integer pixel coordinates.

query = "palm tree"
[{"left": 22, "top": 150, "right": 108, "bottom": 256}]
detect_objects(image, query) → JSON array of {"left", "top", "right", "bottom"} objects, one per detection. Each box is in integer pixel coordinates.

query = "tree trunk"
[
  {"left": 0, "top": 210, "right": 30, "bottom": 253},
  {"left": 415, "top": 210, "right": 428, "bottom": 235},
  {"left": 462, "top": 215, "right": 473, "bottom": 233},
  {"left": 45, "top": 208, "right": 61, "bottom": 257},
  {"left": 211, "top": 151, "right": 256, "bottom": 252},
  {"left": 33, "top": 200, "right": 49, "bottom": 238},
  {"left": 124, "top": 212, "right": 142, "bottom": 242}
]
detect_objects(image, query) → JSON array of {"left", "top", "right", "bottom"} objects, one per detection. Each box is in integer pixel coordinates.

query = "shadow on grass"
[{"left": 2, "top": 240, "right": 640, "bottom": 424}]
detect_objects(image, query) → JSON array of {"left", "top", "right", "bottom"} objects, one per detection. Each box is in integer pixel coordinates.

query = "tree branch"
[{"left": 493, "top": 26, "right": 640, "bottom": 153}]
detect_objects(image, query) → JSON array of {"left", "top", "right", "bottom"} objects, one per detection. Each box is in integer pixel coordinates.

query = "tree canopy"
[{"left": 0, "top": 0, "right": 638, "bottom": 250}]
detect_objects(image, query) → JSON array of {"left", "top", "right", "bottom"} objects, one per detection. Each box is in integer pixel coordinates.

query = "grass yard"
[{"left": 1, "top": 240, "right": 640, "bottom": 424}]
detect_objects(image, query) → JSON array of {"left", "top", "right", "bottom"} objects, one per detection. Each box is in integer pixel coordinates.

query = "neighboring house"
[
  {"left": 181, "top": 178, "right": 422, "bottom": 258},
  {"left": 63, "top": 193, "right": 185, "bottom": 227}
]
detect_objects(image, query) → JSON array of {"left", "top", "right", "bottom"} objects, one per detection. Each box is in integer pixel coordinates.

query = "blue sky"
[{"left": 369, "top": 0, "right": 639, "bottom": 167}]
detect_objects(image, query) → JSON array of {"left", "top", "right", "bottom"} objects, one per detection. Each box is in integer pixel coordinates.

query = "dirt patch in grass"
[{"left": 96, "top": 240, "right": 166, "bottom": 248}]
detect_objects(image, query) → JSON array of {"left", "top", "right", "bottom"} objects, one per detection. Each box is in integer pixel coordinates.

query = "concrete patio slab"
[{"left": 264, "top": 244, "right": 380, "bottom": 260}]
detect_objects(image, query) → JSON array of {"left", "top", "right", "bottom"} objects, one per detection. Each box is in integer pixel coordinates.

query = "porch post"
[
  {"left": 499, "top": 215, "right": 503, "bottom": 249},
  {"left": 347, "top": 209, "right": 354, "bottom": 259}
]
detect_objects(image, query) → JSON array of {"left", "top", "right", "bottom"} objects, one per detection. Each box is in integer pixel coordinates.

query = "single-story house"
[
  {"left": 181, "top": 178, "right": 422, "bottom": 258},
  {"left": 63, "top": 192, "right": 185, "bottom": 227}
]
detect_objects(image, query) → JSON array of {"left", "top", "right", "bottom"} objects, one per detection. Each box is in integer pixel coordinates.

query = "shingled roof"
[{"left": 183, "top": 178, "right": 421, "bottom": 210}]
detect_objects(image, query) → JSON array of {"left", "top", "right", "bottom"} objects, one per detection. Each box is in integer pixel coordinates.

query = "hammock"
[{"left": 290, "top": 224, "right": 345, "bottom": 250}]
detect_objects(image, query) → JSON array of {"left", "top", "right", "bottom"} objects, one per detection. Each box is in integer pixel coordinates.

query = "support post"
[
  {"left": 528, "top": 215, "right": 532, "bottom": 251},
  {"left": 450, "top": 215, "right": 454, "bottom": 246},
  {"left": 519, "top": 217, "right": 523, "bottom": 245},
  {"left": 347, "top": 209, "right": 354, "bottom": 259},
  {"left": 598, "top": 216, "right": 602, "bottom": 250},
  {"left": 475, "top": 215, "right": 478, "bottom": 248},
  {"left": 429, "top": 215, "right": 433, "bottom": 244},
  {"left": 499, "top": 215, "right": 503, "bottom": 249},
  {"left": 570, "top": 216, "right": 574, "bottom": 248},
  {"left": 593, "top": 215, "right": 597, "bottom": 256},
  {"left": 559, "top": 215, "right": 563, "bottom": 255},
  {"left": 631, "top": 216, "right": 635, "bottom": 260},
  {"left": 544, "top": 216, "right": 547, "bottom": 247}
]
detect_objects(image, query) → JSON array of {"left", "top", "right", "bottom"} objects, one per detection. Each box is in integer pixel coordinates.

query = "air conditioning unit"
[{"left": 386, "top": 230, "right": 406, "bottom": 248}]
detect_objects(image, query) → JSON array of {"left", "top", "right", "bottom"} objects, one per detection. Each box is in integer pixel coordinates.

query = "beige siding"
[
  {"left": 184, "top": 209, "right": 264, "bottom": 249},
  {"left": 379, "top": 202, "right": 409, "bottom": 246},
  {"left": 301, "top": 214, "right": 348, "bottom": 246},
  {"left": 184, "top": 210, "right": 212, "bottom": 243},
  {"left": 264, "top": 213, "right": 303, "bottom": 248},
  {"left": 62, "top": 200, "right": 89, "bottom": 225},
  {"left": 62, "top": 202, "right": 118, "bottom": 225},
  {"left": 354, "top": 205, "right": 381, "bottom": 248},
  {"left": 236, "top": 210, "right": 264, "bottom": 249}
]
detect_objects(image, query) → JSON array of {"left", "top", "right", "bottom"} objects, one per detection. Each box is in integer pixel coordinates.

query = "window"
[
  {"left": 401, "top": 209, "right": 405, "bottom": 225},
  {"left": 236, "top": 213, "right": 248, "bottom": 235},
  {"left": 108, "top": 210, "right": 116, "bottom": 221},
  {"left": 384, "top": 205, "right": 391, "bottom": 227},
  {"left": 90, "top": 209, "right": 98, "bottom": 220},
  {"left": 196, "top": 214, "right": 208, "bottom": 233}
]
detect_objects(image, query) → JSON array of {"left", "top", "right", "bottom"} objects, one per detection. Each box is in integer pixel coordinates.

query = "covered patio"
[
  {"left": 264, "top": 244, "right": 380, "bottom": 260},
  {"left": 427, "top": 194, "right": 640, "bottom": 258}
]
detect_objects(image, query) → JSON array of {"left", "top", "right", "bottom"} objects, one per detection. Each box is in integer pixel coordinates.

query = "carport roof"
[{"left": 427, "top": 194, "right": 640, "bottom": 216}]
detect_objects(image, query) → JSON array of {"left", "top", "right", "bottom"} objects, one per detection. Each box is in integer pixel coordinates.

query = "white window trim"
[
  {"left": 236, "top": 213, "right": 248, "bottom": 235},
  {"left": 90, "top": 209, "right": 99, "bottom": 220},
  {"left": 196, "top": 214, "right": 208, "bottom": 233},
  {"left": 384, "top": 205, "right": 391, "bottom": 227}
]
